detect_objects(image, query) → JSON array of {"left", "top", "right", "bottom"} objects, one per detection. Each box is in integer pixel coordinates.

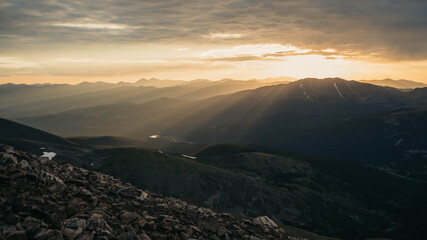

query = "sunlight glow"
[
  {"left": 52, "top": 23, "right": 129, "bottom": 30},
  {"left": 204, "top": 33, "right": 243, "bottom": 39}
]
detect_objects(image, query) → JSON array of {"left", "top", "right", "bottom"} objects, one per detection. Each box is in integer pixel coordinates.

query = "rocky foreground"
[{"left": 0, "top": 145, "right": 315, "bottom": 240}]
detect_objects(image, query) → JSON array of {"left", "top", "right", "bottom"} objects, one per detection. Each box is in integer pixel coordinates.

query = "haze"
[{"left": 1, "top": 0, "right": 426, "bottom": 84}]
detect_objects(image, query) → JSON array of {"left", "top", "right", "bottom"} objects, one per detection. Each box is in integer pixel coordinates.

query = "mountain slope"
[
  {"left": 0, "top": 118, "right": 91, "bottom": 164},
  {"left": 87, "top": 145, "right": 427, "bottom": 239},
  {"left": 1, "top": 120, "right": 427, "bottom": 238},
  {"left": 0, "top": 118, "right": 72, "bottom": 146},
  {"left": 2, "top": 145, "right": 331, "bottom": 240}
]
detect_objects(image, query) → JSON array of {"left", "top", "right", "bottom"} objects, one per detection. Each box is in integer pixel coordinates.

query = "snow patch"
[
  {"left": 300, "top": 83, "right": 310, "bottom": 100},
  {"left": 41, "top": 152, "right": 56, "bottom": 160},
  {"left": 182, "top": 154, "right": 197, "bottom": 159},
  {"left": 334, "top": 83, "right": 344, "bottom": 98},
  {"left": 149, "top": 134, "right": 160, "bottom": 139}
]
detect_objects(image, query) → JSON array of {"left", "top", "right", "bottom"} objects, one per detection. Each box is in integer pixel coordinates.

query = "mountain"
[
  {"left": 15, "top": 78, "right": 427, "bottom": 181},
  {"left": 0, "top": 79, "right": 278, "bottom": 118},
  {"left": 359, "top": 79, "right": 427, "bottom": 89},
  {"left": 0, "top": 118, "right": 93, "bottom": 165},
  {"left": 2, "top": 120, "right": 427, "bottom": 239},
  {"left": 0, "top": 118, "right": 71, "bottom": 146},
  {"left": 2, "top": 145, "right": 336, "bottom": 240},
  {"left": 18, "top": 78, "right": 410, "bottom": 136}
]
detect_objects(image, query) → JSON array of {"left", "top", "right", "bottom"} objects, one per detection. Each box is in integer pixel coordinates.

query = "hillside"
[
  {"left": 1, "top": 120, "right": 427, "bottom": 238},
  {"left": 1, "top": 145, "right": 332, "bottom": 240},
  {"left": 0, "top": 118, "right": 92, "bottom": 165}
]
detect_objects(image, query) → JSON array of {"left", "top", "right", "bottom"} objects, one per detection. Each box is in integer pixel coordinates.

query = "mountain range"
[
  {"left": 2, "top": 77, "right": 427, "bottom": 239},
  {"left": 10, "top": 78, "right": 427, "bottom": 182}
]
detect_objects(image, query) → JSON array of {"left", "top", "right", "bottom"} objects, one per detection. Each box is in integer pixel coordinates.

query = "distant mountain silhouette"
[
  {"left": 0, "top": 78, "right": 278, "bottom": 118},
  {"left": 359, "top": 78, "right": 427, "bottom": 89}
]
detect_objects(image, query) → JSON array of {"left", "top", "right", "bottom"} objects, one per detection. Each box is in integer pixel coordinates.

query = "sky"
[{"left": 1, "top": 0, "right": 426, "bottom": 84}]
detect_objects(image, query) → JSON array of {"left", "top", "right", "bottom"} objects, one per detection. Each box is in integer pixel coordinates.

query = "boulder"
[{"left": 252, "top": 216, "right": 278, "bottom": 228}]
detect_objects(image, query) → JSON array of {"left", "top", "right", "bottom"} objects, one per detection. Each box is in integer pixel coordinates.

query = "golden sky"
[{"left": 1, "top": 1, "right": 426, "bottom": 84}]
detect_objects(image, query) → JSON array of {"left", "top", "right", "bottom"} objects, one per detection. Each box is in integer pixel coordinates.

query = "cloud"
[
  {"left": 204, "top": 33, "right": 243, "bottom": 39},
  {"left": 0, "top": 0, "right": 426, "bottom": 62},
  {"left": 201, "top": 44, "right": 304, "bottom": 58},
  {"left": 0, "top": 57, "right": 40, "bottom": 68},
  {"left": 52, "top": 23, "right": 130, "bottom": 30},
  {"left": 0, "top": 57, "right": 227, "bottom": 77}
]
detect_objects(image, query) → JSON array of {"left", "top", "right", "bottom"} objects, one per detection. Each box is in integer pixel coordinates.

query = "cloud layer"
[
  {"left": 1, "top": 0, "right": 426, "bottom": 60},
  {"left": 0, "top": 0, "right": 426, "bottom": 83}
]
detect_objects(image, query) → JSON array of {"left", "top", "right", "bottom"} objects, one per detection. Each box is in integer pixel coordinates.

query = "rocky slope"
[{"left": 0, "top": 145, "right": 332, "bottom": 240}]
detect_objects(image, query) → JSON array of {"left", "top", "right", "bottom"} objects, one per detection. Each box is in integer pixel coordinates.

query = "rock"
[
  {"left": 79, "top": 188, "right": 93, "bottom": 197},
  {"left": 118, "top": 187, "right": 139, "bottom": 198},
  {"left": 217, "top": 227, "right": 227, "bottom": 237},
  {"left": 3, "top": 230, "right": 27, "bottom": 240},
  {"left": 38, "top": 157, "right": 49, "bottom": 165},
  {"left": 63, "top": 218, "right": 86, "bottom": 230},
  {"left": 75, "top": 231, "right": 94, "bottom": 240},
  {"left": 138, "top": 218, "right": 147, "bottom": 227},
  {"left": 120, "top": 211, "right": 140, "bottom": 224},
  {"left": 0, "top": 146, "right": 289, "bottom": 240},
  {"left": 189, "top": 225, "right": 201, "bottom": 233},
  {"left": 136, "top": 191, "right": 148, "bottom": 201},
  {"left": 252, "top": 216, "right": 278, "bottom": 228},
  {"left": 61, "top": 227, "right": 82, "bottom": 239},
  {"left": 117, "top": 225, "right": 138, "bottom": 240},
  {"left": 86, "top": 213, "right": 112, "bottom": 233},
  {"left": 31, "top": 209, "right": 52, "bottom": 224},
  {"left": 10, "top": 171, "right": 26, "bottom": 179},
  {"left": 6, "top": 212, "right": 18, "bottom": 224},
  {"left": 34, "top": 229, "right": 63, "bottom": 240},
  {"left": 19, "top": 160, "right": 32, "bottom": 170},
  {"left": 1, "top": 153, "right": 18, "bottom": 165},
  {"left": 22, "top": 216, "right": 42, "bottom": 235},
  {"left": 0, "top": 173, "right": 9, "bottom": 180},
  {"left": 137, "top": 233, "right": 151, "bottom": 240},
  {"left": 38, "top": 171, "right": 66, "bottom": 192},
  {"left": 197, "top": 207, "right": 216, "bottom": 217}
]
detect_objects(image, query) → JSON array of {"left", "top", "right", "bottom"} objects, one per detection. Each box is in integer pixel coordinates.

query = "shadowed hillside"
[{"left": 1, "top": 120, "right": 427, "bottom": 239}]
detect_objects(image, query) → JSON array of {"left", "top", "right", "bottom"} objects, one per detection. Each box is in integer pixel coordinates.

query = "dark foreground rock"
[{"left": 0, "top": 145, "right": 315, "bottom": 240}]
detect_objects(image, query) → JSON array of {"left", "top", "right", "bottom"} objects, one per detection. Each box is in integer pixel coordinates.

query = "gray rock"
[
  {"left": 118, "top": 187, "right": 139, "bottom": 198},
  {"left": 120, "top": 211, "right": 140, "bottom": 224},
  {"left": 1, "top": 153, "right": 18, "bottom": 165},
  {"left": 252, "top": 216, "right": 278, "bottom": 228},
  {"left": 34, "top": 229, "right": 63, "bottom": 240},
  {"left": 86, "top": 213, "right": 112, "bottom": 233},
  {"left": 61, "top": 227, "right": 83, "bottom": 239},
  {"left": 19, "top": 160, "right": 32, "bottom": 170},
  {"left": 63, "top": 218, "right": 86, "bottom": 230}
]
